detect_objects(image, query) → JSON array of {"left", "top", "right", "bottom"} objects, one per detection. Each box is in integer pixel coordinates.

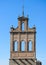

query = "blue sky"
[{"left": 0, "top": 0, "right": 46, "bottom": 65}]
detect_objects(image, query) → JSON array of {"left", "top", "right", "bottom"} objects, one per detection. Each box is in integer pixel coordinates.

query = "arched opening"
[
  {"left": 21, "top": 41, "right": 25, "bottom": 51},
  {"left": 14, "top": 41, "right": 18, "bottom": 51},
  {"left": 28, "top": 41, "right": 32, "bottom": 51},
  {"left": 22, "top": 22, "right": 24, "bottom": 31}
]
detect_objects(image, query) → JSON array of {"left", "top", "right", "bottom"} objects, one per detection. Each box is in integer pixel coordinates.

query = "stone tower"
[{"left": 9, "top": 12, "right": 42, "bottom": 65}]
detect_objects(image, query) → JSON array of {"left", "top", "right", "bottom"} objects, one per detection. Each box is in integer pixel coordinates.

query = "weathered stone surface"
[{"left": 9, "top": 16, "right": 42, "bottom": 65}]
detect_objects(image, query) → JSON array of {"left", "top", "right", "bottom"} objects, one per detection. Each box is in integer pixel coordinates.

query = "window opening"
[
  {"left": 21, "top": 41, "right": 25, "bottom": 51},
  {"left": 28, "top": 41, "right": 32, "bottom": 51},
  {"left": 22, "top": 22, "right": 24, "bottom": 31},
  {"left": 14, "top": 41, "right": 18, "bottom": 51}
]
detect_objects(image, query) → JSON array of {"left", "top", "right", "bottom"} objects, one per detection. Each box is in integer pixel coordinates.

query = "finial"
[
  {"left": 33, "top": 25, "right": 36, "bottom": 29},
  {"left": 22, "top": 5, "right": 24, "bottom": 16},
  {"left": 22, "top": 0, "right": 24, "bottom": 16},
  {"left": 11, "top": 25, "right": 14, "bottom": 29}
]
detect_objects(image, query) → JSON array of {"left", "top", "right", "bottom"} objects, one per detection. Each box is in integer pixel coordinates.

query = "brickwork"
[{"left": 9, "top": 16, "right": 42, "bottom": 65}]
